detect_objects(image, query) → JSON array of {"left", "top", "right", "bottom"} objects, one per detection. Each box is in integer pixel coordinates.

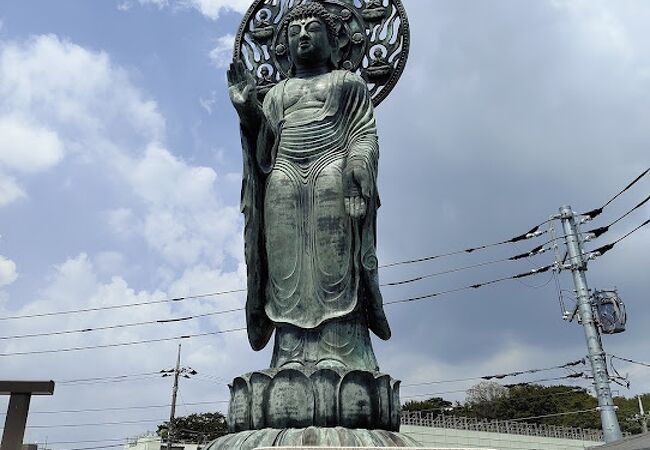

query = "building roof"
[{"left": 590, "top": 433, "right": 650, "bottom": 450}]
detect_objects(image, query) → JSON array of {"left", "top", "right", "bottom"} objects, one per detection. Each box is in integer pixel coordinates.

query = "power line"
[
  {"left": 379, "top": 223, "right": 549, "bottom": 270},
  {"left": 14, "top": 400, "right": 227, "bottom": 415},
  {"left": 510, "top": 408, "right": 598, "bottom": 422},
  {"left": 503, "top": 373, "right": 586, "bottom": 388},
  {"left": 56, "top": 444, "right": 125, "bottom": 450},
  {"left": 0, "top": 241, "right": 557, "bottom": 326},
  {"left": 0, "top": 265, "right": 557, "bottom": 356},
  {"left": 0, "top": 258, "right": 559, "bottom": 345},
  {"left": 26, "top": 418, "right": 165, "bottom": 429},
  {"left": 401, "top": 359, "right": 585, "bottom": 388},
  {"left": 383, "top": 244, "right": 551, "bottom": 288},
  {"left": 0, "top": 327, "right": 247, "bottom": 357},
  {"left": 0, "top": 400, "right": 229, "bottom": 417},
  {"left": 56, "top": 372, "right": 162, "bottom": 385},
  {"left": 384, "top": 264, "right": 554, "bottom": 307},
  {"left": 0, "top": 290, "right": 246, "bottom": 322},
  {"left": 611, "top": 355, "right": 650, "bottom": 369},
  {"left": 0, "top": 309, "right": 243, "bottom": 341},
  {"left": 588, "top": 218, "right": 650, "bottom": 260},
  {"left": 582, "top": 167, "right": 650, "bottom": 220},
  {"left": 38, "top": 438, "right": 128, "bottom": 446},
  {"left": 585, "top": 194, "right": 650, "bottom": 241},
  {"left": 403, "top": 374, "right": 589, "bottom": 401},
  {"left": 57, "top": 374, "right": 162, "bottom": 386},
  {"left": 404, "top": 388, "right": 588, "bottom": 413},
  {"left": 0, "top": 263, "right": 561, "bottom": 356}
]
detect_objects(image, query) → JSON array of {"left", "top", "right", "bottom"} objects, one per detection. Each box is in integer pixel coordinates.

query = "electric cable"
[
  {"left": 56, "top": 444, "right": 125, "bottom": 450},
  {"left": 585, "top": 194, "right": 650, "bottom": 240},
  {"left": 379, "top": 223, "right": 549, "bottom": 270},
  {"left": 36, "top": 438, "right": 128, "bottom": 446},
  {"left": 383, "top": 244, "right": 551, "bottom": 288},
  {"left": 588, "top": 218, "right": 650, "bottom": 259},
  {"left": 0, "top": 290, "right": 246, "bottom": 322},
  {"left": 0, "top": 250, "right": 560, "bottom": 344},
  {"left": 403, "top": 388, "right": 588, "bottom": 414},
  {"left": 0, "top": 308, "right": 244, "bottom": 340},
  {"left": 0, "top": 238, "right": 559, "bottom": 325},
  {"left": 384, "top": 264, "right": 554, "bottom": 307},
  {"left": 7, "top": 400, "right": 228, "bottom": 415},
  {"left": 404, "top": 374, "right": 588, "bottom": 400},
  {"left": 582, "top": 167, "right": 650, "bottom": 220},
  {"left": 0, "top": 262, "right": 559, "bottom": 356},
  {"left": 610, "top": 355, "right": 650, "bottom": 369},
  {"left": 401, "top": 359, "right": 584, "bottom": 388},
  {"left": 510, "top": 408, "right": 598, "bottom": 422},
  {"left": 0, "top": 327, "right": 247, "bottom": 357},
  {"left": 503, "top": 373, "right": 586, "bottom": 388},
  {"left": 25, "top": 418, "right": 165, "bottom": 429},
  {"left": 56, "top": 371, "right": 163, "bottom": 384}
]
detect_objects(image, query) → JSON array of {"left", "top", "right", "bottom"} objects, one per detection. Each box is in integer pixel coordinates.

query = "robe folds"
[{"left": 240, "top": 70, "right": 391, "bottom": 359}]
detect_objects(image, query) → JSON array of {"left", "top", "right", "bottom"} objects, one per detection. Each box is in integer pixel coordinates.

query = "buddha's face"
[{"left": 288, "top": 16, "right": 333, "bottom": 67}]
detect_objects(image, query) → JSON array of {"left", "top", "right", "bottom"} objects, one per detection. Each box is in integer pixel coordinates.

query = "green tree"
[
  {"left": 402, "top": 397, "right": 453, "bottom": 417},
  {"left": 158, "top": 412, "right": 228, "bottom": 443}
]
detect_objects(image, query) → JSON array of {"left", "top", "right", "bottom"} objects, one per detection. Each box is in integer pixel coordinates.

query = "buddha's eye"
[
  {"left": 289, "top": 25, "right": 301, "bottom": 36},
  {"left": 306, "top": 21, "right": 322, "bottom": 32}
]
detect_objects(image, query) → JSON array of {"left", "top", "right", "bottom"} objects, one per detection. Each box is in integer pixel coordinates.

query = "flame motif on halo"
[{"left": 234, "top": 0, "right": 410, "bottom": 107}]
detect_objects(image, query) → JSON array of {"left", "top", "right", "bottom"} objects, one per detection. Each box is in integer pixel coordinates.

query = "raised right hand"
[{"left": 227, "top": 59, "right": 260, "bottom": 121}]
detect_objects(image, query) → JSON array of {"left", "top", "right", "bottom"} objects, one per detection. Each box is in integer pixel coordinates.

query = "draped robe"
[{"left": 240, "top": 70, "right": 390, "bottom": 369}]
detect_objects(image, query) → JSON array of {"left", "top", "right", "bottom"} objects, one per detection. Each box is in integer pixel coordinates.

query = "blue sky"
[{"left": 0, "top": 0, "right": 649, "bottom": 448}]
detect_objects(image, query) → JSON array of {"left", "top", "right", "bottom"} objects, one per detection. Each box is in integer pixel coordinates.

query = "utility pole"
[
  {"left": 161, "top": 344, "right": 198, "bottom": 450},
  {"left": 167, "top": 344, "right": 181, "bottom": 450},
  {"left": 559, "top": 205, "right": 622, "bottom": 443},
  {"left": 632, "top": 395, "right": 649, "bottom": 434}
]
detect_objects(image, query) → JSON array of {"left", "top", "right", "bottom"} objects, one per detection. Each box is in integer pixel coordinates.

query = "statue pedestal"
[
  {"left": 228, "top": 368, "right": 401, "bottom": 432},
  {"left": 204, "top": 427, "right": 423, "bottom": 449}
]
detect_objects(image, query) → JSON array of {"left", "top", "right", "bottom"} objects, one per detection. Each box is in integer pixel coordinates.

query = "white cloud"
[
  {"left": 0, "top": 173, "right": 24, "bottom": 206},
  {"left": 124, "top": 144, "right": 218, "bottom": 208},
  {"left": 185, "top": 0, "right": 250, "bottom": 19},
  {"left": 209, "top": 33, "right": 234, "bottom": 69},
  {"left": 106, "top": 208, "right": 140, "bottom": 238},
  {"left": 0, "top": 35, "right": 165, "bottom": 150},
  {"left": 139, "top": 0, "right": 169, "bottom": 7},
  {"left": 0, "top": 33, "right": 243, "bottom": 270},
  {"left": 0, "top": 115, "right": 64, "bottom": 173},
  {"left": 0, "top": 255, "right": 17, "bottom": 287},
  {"left": 134, "top": 0, "right": 248, "bottom": 19}
]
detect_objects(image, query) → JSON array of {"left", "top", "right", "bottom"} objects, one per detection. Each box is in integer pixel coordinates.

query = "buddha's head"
[{"left": 285, "top": 3, "right": 339, "bottom": 74}]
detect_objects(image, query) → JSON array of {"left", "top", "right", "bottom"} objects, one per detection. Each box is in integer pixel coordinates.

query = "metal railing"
[{"left": 401, "top": 411, "right": 606, "bottom": 442}]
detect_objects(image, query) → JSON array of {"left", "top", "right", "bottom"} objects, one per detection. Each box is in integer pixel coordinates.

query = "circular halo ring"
[{"left": 233, "top": 0, "right": 410, "bottom": 107}]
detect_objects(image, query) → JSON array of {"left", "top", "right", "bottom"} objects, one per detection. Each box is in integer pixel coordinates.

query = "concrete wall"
[{"left": 402, "top": 425, "right": 604, "bottom": 450}]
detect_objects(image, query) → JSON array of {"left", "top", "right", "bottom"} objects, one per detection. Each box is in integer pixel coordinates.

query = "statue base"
[
  {"left": 205, "top": 427, "right": 421, "bottom": 449},
  {"left": 228, "top": 368, "right": 401, "bottom": 432}
]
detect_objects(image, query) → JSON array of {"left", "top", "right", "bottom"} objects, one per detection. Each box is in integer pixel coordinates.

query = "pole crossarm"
[
  {"left": 0, "top": 381, "right": 55, "bottom": 396},
  {"left": 1, "top": 380, "right": 55, "bottom": 450}
]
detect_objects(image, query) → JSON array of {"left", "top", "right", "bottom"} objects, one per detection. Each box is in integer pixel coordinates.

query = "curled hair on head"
[{"left": 284, "top": 2, "right": 339, "bottom": 43}]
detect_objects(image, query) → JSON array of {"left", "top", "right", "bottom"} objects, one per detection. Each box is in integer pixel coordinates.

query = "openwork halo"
[{"left": 234, "top": 0, "right": 410, "bottom": 107}]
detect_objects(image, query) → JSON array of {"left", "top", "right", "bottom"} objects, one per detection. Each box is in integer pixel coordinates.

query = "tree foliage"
[
  {"left": 403, "top": 383, "right": 650, "bottom": 435},
  {"left": 402, "top": 397, "right": 453, "bottom": 417},
  {"left": 157, "top": 412, "right": 228, "bottom": 443}
]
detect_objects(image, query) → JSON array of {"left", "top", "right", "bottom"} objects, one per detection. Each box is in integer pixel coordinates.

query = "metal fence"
[{"left": 401, "top": 411, "right": 605, "bottom": 442}]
